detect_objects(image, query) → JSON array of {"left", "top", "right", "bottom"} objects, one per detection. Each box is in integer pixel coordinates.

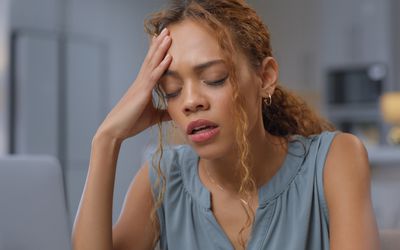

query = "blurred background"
[{"left": 0, "top": 0, "right": 399, "bottom": 249}]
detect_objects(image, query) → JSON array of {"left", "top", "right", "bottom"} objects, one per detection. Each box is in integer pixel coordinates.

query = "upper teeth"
[
  {"left": 192, "top": 125, "right": 211, "bottom": 134},
  {"left": 194, "top": 125, "right": 208, "bottom": 130}
]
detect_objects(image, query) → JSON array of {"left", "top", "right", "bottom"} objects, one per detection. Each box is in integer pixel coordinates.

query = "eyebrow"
[{"left": 163, "top": 59, "right": 225, "bottom": 78}]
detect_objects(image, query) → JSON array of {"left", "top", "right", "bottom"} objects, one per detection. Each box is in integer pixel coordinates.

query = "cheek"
[
  {"left": 213, "top": 90, "right": 235, "bottom": 115},
  {"left": 239, "top": 77, "right": 261, "bottom": 104},
  {"left": 236, "top": 83, "right": 261, "bottom": 124},
  {"left": 166, "top": 104, "right": 180, "bottom": 123},
  {"left": 221, "top": 97, "right": 235, "bottom": 116}
]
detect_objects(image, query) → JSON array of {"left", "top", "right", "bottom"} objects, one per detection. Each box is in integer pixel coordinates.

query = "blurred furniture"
[
  {"left": 380, "top": 92, "right": 400, "bottom": 144},
  {"left": 325, "top": 63, "right": 400, "bottom": 172},
  {"left": 367, "top": 145, "right": 400, "bottom": 166},
  {"left": 371, "top": 163, "right": 400, "bottom": 250},
  {"left": 371, "top": 164, "right": 400, "bottom": 228},
  {"left": 380, "top": 230, "right": 400, "bottom": 250},
  {"left": 325, "top": 63, "right": 387, "bottom": 146},
  {"left": 0, "top": 155, "right": 70, "bottom": 250}
]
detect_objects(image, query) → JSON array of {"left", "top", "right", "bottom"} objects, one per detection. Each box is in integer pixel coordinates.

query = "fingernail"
[
  {"left": 163, "top": 36, "right": 171, "bottom": 43},
  {"left": 160, "top": 28, "right": 168, "bottom": 35}
]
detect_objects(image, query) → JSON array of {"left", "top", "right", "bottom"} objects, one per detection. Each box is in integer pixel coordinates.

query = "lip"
[
  {"left": 186, "top": 119, "right": 219, "bottom": 135},
  {"left": 186, "top": 119, "right": 220, "bottom": 143},
  {"left": 188, "top": 127, "right": 220, "bottom": 143}
]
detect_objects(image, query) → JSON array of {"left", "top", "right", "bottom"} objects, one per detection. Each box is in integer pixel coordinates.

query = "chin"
[{"left": 188, "top": 139, "right": 236, "bottom": 160}]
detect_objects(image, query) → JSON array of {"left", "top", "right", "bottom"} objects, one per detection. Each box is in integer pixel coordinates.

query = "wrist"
[{"left": 92, "top": 130, "right": 123, "bottom": 148}]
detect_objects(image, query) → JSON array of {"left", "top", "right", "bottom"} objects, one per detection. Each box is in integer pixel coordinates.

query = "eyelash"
[{"left": 164, "top": 75, "right": 228, "bottom": 100}]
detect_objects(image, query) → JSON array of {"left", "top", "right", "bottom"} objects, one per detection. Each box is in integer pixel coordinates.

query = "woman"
[{"left": 72, "top": 1, "right": 380, "bottom": 249}]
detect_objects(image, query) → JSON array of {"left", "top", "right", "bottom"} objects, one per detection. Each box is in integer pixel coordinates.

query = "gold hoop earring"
[{"left": 263, "top": 93, "right": 272, "bottom": 106}]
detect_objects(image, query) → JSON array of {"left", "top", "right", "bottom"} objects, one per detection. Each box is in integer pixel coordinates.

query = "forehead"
[{"left": 167, "top": 19, "right": 224, "bottom": 70}]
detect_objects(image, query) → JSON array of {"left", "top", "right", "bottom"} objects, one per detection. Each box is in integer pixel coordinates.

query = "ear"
[{"left": 258, "top": 57, "right": 279, "bottom": 97}]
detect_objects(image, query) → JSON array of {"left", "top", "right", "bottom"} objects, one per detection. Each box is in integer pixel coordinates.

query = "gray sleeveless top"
[{"left": 147, "top": 131, "right": 337, "bottom": 250}]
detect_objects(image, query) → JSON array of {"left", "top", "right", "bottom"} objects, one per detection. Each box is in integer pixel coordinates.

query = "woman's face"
[{"left": 158, "top": 19, "right": 266, "bottom": 159}]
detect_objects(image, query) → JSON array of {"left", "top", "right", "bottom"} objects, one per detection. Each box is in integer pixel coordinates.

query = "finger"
[
  {"left": 149, "top": 54, "right": 172, "bottom": 84},
  {"left": 146, "top": 28, "right": 169, "bottom": 63},
  {"left": 148, "top": 35, "right": 172, "bottom": 69},
  {"left": 147, "top": 35, "right": 156, "bottom": 47}
]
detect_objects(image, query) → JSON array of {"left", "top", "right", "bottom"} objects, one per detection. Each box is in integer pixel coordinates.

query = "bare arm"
[
  {"left": 112, "top": 162, "right": 156, "bottom": 250},
  {"left": 71, "top": 134, "right": 121, "bottom": 250},
  {"left": 324, "top": 133, "right": 380, "bottom": 250},
  {"left": 71, "top": 28, "right": 172, "bottom": 250},
  {"left": 72, "top": 136, "right": 157, "bottom": 250}
]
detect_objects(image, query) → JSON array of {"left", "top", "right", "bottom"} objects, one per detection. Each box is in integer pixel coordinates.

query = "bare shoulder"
[
  {"left": 323, "top": 132, "right": 371, "bottom": 202},
  {"left": 112, "top": 162, "right": 157, "bottom": 250},
  {"left": 323, "top": 132, "right": 380, "bottom": 250},
  {"left": 324, "top": 132, "right": 370, "bottom": 179}
]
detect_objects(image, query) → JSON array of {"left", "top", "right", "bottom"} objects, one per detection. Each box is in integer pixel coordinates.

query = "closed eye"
[
  {"left": 204, "top": 75, "right": 229, "bottom": 86},
  {"left": 163, "top": 75, "right": 228, "bottom": 100},
  {"left": 164, "top": 88, "right": 181, "bottom": 99}
]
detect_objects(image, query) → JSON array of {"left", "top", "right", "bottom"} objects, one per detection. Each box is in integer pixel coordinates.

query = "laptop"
[{"left": 0, "top": 155, "right": 71, "bottom": 250}]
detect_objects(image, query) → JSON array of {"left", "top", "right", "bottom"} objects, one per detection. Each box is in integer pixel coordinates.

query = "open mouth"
[
  {"left": 190, "top": 125, "right": 219, "bottom": 135},
  {"left": 186, "top": 119, "right": 219, "bottom": 135},
  {"left": 186, "top": 119, "right": 220, "bottom": 143}
]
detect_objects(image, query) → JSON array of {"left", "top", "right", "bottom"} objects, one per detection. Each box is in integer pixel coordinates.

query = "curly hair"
[{"left": 144, "top": 0, "right": 335, "bottom": 248}]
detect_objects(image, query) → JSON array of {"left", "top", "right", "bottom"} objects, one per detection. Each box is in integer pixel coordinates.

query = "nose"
[{"left": 181, "top": 82, "right": 209, "bottom": 115}]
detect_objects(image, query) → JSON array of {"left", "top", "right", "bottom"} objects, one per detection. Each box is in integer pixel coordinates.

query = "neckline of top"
[{"left": 179, "top": 134, "right": 314, "bottom": 209}]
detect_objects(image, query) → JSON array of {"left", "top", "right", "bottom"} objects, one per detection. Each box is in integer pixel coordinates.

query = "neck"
[{"left": 199, "top": 124, "right": 287, "bottom": 194}]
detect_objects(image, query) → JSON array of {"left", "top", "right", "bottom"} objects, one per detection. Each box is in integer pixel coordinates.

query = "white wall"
[
  {"left": 392, "top": 0, "right": 400, "bottom": 90},
  {"left": 0, "top": 0, "right": 10, "bottom": 155},
  {"left": 320, "top": 0, "right": 393, "bottom": 92},
  {"left": 10, "top": 0, "right": 62, "bottom": 31},
  {"left": 321, "top": 0, "right": 391, "bottom": 65},
  {"left": 248, "top": 0, "right": 324, "bottom": 108},
  {"left": 64, "top": 0, "right": 166, "bottom": 226}
]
